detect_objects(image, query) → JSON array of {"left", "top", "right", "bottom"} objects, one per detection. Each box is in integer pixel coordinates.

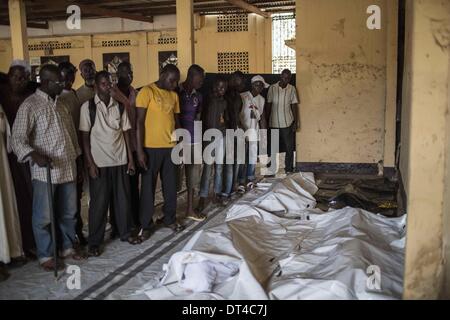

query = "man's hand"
[
  {"left": 110, "top": 86, "right": 128, "bottom": 105},
  {"left": 127, "top": 160, "right": 136, "bottom": 176},
  {"left": 77, "top": 172, "right": 84, "bottom": 184},
  {"left": 88, "top": 163, "right": 99, "bottom": 179},
  {"left": 30, "top": 151, "right": 52, "bottom": 168},
  {"left": 137, "top": 150, "right": 148, "bottom": 171}
]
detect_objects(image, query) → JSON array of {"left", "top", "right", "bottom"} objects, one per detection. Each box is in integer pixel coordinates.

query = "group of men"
[{"left": 0, "top": 58, "right": 299, "bottom": 273}]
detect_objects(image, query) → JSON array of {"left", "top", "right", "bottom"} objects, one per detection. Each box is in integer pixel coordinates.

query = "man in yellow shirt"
[{"left": 136, "top": 64, "right": 184, "bottom": 241}]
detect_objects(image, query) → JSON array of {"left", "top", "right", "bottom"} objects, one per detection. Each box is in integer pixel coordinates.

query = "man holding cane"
[{"left": 11, "top": 65, "right": 84, "bottom": 271}]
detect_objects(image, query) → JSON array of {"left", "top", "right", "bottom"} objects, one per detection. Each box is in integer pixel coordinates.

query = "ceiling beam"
[
  {"left": 26, "top": 21, "right": 49, "bottom": 29},
  {"left": 224, "top": 0, "right": 270, "bottom": 18},
  {"left": 25, "top": 1, "right": 154, "bottom": 23},
  {"left": 78, "top": 4, "right": 154, "bottom": 23}
]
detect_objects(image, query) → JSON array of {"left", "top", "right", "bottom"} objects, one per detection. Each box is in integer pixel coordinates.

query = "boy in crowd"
[
  {"left": 197, "top": 77, "right": 229, "bottom": 212},
  {"left": 238, "top": 75, "right": 268, "bottom": 192},
  {"left": 136, "top": 64, "right": 184, "bottom": 242},
  {"left": 177, "top": 64, "right": 206, "bottom": 221},
  {"left": 79, "top": 71, "right": 140, "bottom": 257}
]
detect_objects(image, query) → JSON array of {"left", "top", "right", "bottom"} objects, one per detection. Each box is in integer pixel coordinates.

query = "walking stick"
[{"left": 46, "top": 163, "right": 58, "bottom": 279}]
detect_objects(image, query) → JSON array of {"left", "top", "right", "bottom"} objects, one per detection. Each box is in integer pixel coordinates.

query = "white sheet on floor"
[{"left": 143, "top": 172, "right": 405, "bottom": 300}]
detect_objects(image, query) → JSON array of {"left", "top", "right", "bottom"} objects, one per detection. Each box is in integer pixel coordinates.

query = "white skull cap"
[
  {"left": 10, "top": 59, "right": 31, "bottom": 74},
  {"left": 251, "top": 75, "right": 270, "bottom": 88}
]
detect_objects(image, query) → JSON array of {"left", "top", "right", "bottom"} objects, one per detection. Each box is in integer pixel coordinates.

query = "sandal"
[
  {"left": 123, "top": 235, "right": 142, "bottom": 245},
  {"left": 237, "top": 185, "right": 246, "bottom": 194},
  {"left": 138, "top": 229, "right": 153, "bottom": 242},
  {"left": 87, "top": 246, "right": 101, "bottom": 257},
  {"left": 247, "top": 182, "right": 256, "bottom": 190},
  {"left": 67, "top": 251, "right": 88, "bottom": 261},
  {"left": 166, "top": 223, "right": 185, "bottom": 233},
  {"left": 186, "top": 212, "right": 207, "bottom": 222},
  {"left": 40, "top": 259, "right": 65, "bottom": 272},
  {"left": 61, "top": 248, "right": 88, "bottom": 261}
]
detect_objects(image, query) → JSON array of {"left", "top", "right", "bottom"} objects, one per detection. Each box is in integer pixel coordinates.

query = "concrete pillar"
[
  {"left": 401, "top": 0, "right": 450, "bottom": 299},
  {"left": 176, "top": 0, "right": 194, "bottom": 79},
  {"left": 8, "top": 0, "right": 28, "bottom": 61},
  {"left": 264, "top": 17, "right": 272, "bottom": 73},
  {"left": 255, "top": 15, "right": 272, "bottom": 74}
]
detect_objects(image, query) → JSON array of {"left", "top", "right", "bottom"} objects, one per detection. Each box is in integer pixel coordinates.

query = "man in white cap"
[{"left": 237, "top": 75, "right": 268, "bottom": 192}]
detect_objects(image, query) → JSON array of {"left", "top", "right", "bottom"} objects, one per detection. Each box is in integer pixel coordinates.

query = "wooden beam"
[
  {"left": 176, "top": 0, "right": 195, "bottom": 79},
  {"left": 8, "top": 0, "right": 29, "bottom": 60},
  {"left": 78, "top": 4, "right": 154, "bottom": 23},
  {"left": 26, "top": 21, "right": 49, "bottom": 29},
  {"left": 0, "top": 20, "right": 49, "bottom": 29},
  {"left": 28, "top": 1, "right": 154, "bottom": 23},
  {"left": 224, "top": 0, "right": 270, "bottom": 18}
]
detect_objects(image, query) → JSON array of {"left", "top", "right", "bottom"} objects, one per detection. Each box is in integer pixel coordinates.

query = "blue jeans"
[
  {"left": 32, "top": 180, "right": 77, "bottom": 263},
  {"left": 238, "top": 141, "right": 257, "bottom": 185},
  {"left": 238, "top": 163, "right": 256, "bottom": 185},
  {"left": 223, "top": 163, "right": 240, "bottom": 196},
  {"left": 199, "top": 163, "right": 224, "bottom": 198}
]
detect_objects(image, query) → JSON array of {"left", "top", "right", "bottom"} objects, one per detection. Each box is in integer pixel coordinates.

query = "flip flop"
[
  {"left": 40, "top": 259, "right": 65, "bottom": 272},
  {"left": 87, "top": 247, "right": 101, "bottom": 257},
  {"left": 166, "top": 223, "right": 185, "bottom": 233},
  {"left": 186, "top": 212, "right": 207, "bottom": 222},
  {"left": 138, "top": 229, "right": 153, "bottom": 242},
  {"left": 124, "top": 235, "right": 142, "bottom": 245}
]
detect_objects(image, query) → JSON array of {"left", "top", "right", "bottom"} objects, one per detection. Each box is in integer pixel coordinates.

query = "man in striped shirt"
[{"left": 266, "top": 69, "right": 299, "bottom": 174}]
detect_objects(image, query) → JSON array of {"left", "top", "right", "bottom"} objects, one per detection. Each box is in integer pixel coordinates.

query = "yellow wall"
[
  {"left": 0, "top": 39, "right": 13, "bottom": 72},
  {"left": 400, "top": 0, "right": 450, "bottom": 299},
  {"left": 0, "top": 15, "right": 272, "bottom": 87},
  {"left": 296, "top": 0, "right": 397, "bottom": 166},
  {"left": 147, "top": 31, "right": 177, "bottom": 83},
  {"left": 195, "top": 14, "right": 272, "bottom": 75}
]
